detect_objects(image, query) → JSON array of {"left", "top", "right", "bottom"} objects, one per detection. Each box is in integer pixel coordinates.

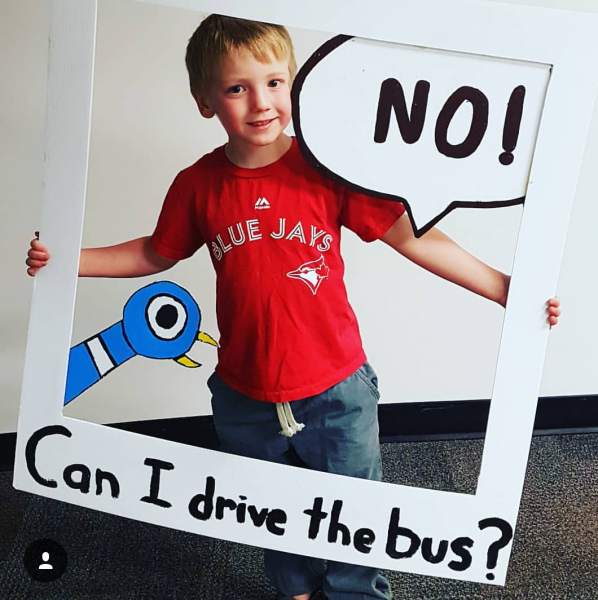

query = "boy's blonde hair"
[{"left": 185, "top": 14, "right": 297, "bottom": 98}]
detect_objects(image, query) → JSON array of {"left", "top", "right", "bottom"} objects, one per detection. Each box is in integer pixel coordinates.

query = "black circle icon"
[{"left": 23, "top": 538, "right": 68, "bottom": 583}]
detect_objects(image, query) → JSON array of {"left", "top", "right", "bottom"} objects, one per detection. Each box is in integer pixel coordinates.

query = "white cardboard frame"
[{"left": 15, "top": 0, "right": 598, "bottom": 586}]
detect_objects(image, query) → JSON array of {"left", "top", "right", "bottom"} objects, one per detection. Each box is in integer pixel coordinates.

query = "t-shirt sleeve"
[
  {"left": 150, "top": 172, "right": 205, "bottom": 260},
  {"left": 339, "top": 187, "right": 406, "bottom": 242}
]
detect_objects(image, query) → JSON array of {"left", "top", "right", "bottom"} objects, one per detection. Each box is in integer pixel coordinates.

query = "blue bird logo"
[{"left": 64, "top": 281, "right": 218, "bottom": 405}]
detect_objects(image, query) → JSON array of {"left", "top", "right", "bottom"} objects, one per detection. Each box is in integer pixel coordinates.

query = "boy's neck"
[{"left": 224, "top": 134, "right": 293, "bottom": 169}]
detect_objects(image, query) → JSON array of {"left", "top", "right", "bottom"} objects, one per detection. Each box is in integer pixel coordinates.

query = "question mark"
[{"left": 478, "top": 518, "right": 514, "bottom": 581}]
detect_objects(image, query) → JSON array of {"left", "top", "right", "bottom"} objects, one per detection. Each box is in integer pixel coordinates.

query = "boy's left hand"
[{"left": 547, "top": 297, "right": 561, "bottom": 328}]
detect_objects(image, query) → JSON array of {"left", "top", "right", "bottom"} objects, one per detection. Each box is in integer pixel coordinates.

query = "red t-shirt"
[{"left": 151, "top": 138, "right": 405, "bottom": 402}]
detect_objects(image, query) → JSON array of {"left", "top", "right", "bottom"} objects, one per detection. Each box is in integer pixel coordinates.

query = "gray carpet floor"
[{"left": 0, "top": 433, "right": 596, "bottom": 599}]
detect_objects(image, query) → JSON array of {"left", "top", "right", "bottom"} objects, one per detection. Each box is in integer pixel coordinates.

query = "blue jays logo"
[
  {"left": 64, "top": 282, "right": 217, "bottom": 405},
  {"left": 286, "top": 255, "right": 330, "bottom": 295}
]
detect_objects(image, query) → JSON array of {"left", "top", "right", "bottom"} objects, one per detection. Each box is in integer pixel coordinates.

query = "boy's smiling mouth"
[{"left": 248, "top": 118, "right": 277, "bottom": 127}]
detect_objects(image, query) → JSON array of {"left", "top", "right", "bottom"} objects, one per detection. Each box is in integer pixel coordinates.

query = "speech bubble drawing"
[{"left": 292, "top": 36, "right": 551, "bottom": 236}]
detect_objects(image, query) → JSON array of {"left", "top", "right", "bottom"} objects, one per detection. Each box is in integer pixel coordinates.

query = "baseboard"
[{"left": 1, "top": 395, "right": 597, "bottom": 471}]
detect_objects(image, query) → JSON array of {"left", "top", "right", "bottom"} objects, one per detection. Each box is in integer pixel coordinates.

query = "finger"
[
  {"left": 27, "top": 267, "right": 39, "bottom": 277},
  {"left": 548, "top": 315, "right": 558, "bottom": 326},
  {"left": 30, "top": 239, "right": 49, "bottom": 254},
  {"left": 28, "top": 245, "right": 49, "bottom": 258},
  {"left": 548, "top": 297, "right": 560, "bottom": 307},
  {"left": 549, "top": 307, "right": 562, "bottom": 317},
  {"left": 27, "top": 249, "right": 49, "bottom": 261},
  {"left": 26, "top": 258, "right": 47, "bottom": 269},
  {"left": 27, "top": 250, "right": 49, "bottom": 263}
]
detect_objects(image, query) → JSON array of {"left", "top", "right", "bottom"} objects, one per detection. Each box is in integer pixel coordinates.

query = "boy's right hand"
[{"left": 26, "top": 232, "right": 50, "bottom": 277}]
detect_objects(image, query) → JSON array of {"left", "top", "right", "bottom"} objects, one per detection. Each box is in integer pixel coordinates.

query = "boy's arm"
[
  {"left": 26, "top": 235, "right": 178, "bottom": 278},
  {"left": 380, "top": 215, "right": 510, "bottom": 307},
  {"left": 79, "top": 236, "right": 177, "bottom": 277}
]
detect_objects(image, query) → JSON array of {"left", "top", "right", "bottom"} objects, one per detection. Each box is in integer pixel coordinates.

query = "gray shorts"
[{"left": 207, "top": 361, "right": 391, "bottom": 600}]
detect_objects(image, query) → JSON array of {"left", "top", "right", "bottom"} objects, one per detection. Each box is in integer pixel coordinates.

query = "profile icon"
[
  {"left": 23, "top": 539, "right": 67, "bottom": 582},
  {"left": 38, "top": 551, "right": 54, "bottom": 570}
]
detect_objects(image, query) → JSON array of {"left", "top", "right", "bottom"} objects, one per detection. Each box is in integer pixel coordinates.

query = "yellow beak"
[
  {"left": 174, "top": 331, "right": 219, "bottom": 368},
  {"left": 197, "top": 331, "right": 219, "bottom": 347}
]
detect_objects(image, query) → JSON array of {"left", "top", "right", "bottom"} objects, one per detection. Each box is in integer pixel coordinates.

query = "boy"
[{"left": 26, "top": 14, "right": 561, "bottom": 600}]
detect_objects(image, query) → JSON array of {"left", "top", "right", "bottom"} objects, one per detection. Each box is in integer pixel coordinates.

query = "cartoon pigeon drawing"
[
  {"left": 286, "top": 255, "right": 330, "bottom": 295},
  {"left": 64, "top": 281, "right": 218, "bottom": 405}
]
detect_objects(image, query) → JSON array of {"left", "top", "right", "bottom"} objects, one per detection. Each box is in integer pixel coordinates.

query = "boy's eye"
[
  {"left": 268, "top": 79, "right": 283, "bottom": 88},
  {"left": 227, "top": 85, "right": 244, "bottom": 94}
]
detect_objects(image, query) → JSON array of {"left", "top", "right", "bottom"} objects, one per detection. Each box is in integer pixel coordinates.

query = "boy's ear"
[{"left": 194, "top": 94, "right": 216, "bottom": 119}]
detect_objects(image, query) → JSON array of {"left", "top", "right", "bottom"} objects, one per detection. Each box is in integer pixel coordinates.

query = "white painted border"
[{"left": 14, "top": 0, "right": 598, "bottom": 585}]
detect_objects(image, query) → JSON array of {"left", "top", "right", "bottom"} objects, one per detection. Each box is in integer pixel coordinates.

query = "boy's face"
[{"left": 196, "top": 51, "right": 292, "bottom": 150}]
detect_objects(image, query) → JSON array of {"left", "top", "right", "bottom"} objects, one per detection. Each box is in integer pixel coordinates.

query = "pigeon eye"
[{"left": 146, "top": 295, "right": 187, "bottom": 340}]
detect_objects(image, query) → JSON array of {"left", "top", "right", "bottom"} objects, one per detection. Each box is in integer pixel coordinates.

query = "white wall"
[
  {"left": 1, "top": 0, "right": 597, "bottom": 433},
  {"left": 1, "top": 0, "right": 51, "bottom": 433}
]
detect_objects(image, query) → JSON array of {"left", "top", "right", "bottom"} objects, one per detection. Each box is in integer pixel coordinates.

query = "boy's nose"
[{"left": 251, "top": 89, "right": 270, "bottom": 111}]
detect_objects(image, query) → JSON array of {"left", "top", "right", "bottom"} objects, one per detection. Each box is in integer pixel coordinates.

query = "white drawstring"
[
  {"left": 283, "top": 401, "right": 305, "bottom": 433},
  {"left": 276, "top": 402, "right": 305, "bottom": 437},
  {"left": 276, "top": 403, "right": 294, "bottom": 437}
]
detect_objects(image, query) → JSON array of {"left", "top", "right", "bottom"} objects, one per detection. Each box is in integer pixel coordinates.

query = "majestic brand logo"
[
  {"left": 287, "top": 255, "right": 330, "bottom": 295},
  {"left": 255, "top": 197, "right": 270, "bottom": 210}
]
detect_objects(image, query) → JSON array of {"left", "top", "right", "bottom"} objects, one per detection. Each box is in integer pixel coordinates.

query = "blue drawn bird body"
[
  {"left": 65, "top": 321, "right": 135, "bottom": 404},
  {"left": 64, "top": 282, "right": 217, "bottom": 405}
]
